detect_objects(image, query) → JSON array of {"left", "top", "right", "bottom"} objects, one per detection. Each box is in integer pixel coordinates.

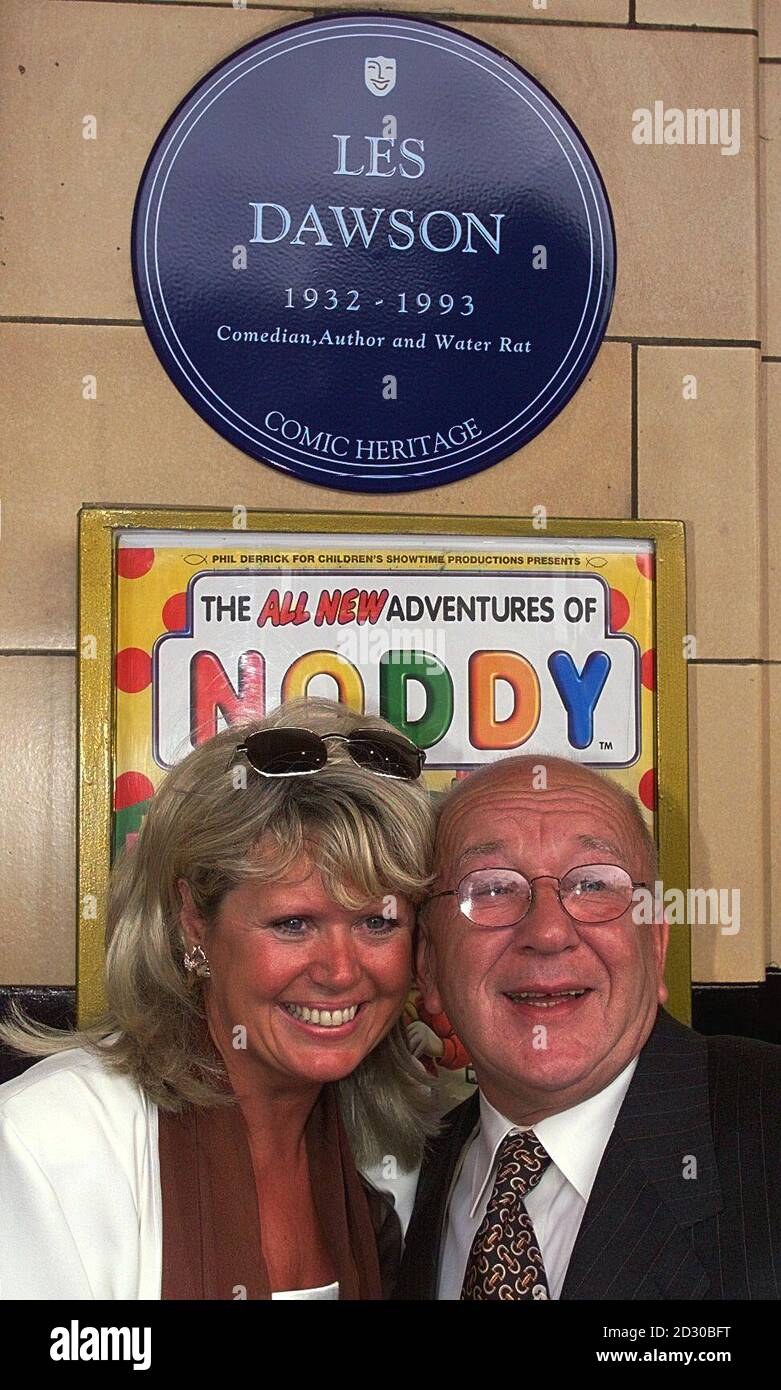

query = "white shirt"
[
  {"left": 272, "top": 1282, "right": 339, "bottom": 1300},
  {"left": 437, "top": 1057, "right": 639, "bottom": 1299},
  {"left": 0, "top": 1047, "right": 339, "bottom": 1301}
]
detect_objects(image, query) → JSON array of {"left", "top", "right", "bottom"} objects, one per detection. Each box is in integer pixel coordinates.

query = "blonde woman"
[{"left": 0, "top": 698, "right": 436, "bottom": 1301}]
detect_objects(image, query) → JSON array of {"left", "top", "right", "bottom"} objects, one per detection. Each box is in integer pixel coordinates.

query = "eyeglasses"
[
  {"left": 427, "top": 865, "right": 651, "bottom": 927},
  {"left": 235, "top": 726, "right": 426, "bottom": 781}
]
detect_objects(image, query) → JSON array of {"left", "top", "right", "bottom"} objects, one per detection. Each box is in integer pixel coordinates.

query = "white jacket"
[
  {"left": 0, "top": 1047, "right": 162, "bottom": 1300},
  {"left": 0, "top": 1047, "right": 406, "bottom": 1300}
]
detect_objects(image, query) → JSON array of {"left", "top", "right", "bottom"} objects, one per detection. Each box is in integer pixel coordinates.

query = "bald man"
[{"left": 396, "top": 756, "right": 781, "bottom": 1301}]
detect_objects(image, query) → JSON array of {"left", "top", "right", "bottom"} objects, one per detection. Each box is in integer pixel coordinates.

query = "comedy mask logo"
[{"left": 364, "top": 56, "right": 396, "bottom": 96}]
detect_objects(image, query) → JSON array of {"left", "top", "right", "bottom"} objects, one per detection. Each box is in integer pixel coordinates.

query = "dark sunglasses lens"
[
  {"left": 348, "top": 732, "right": 422, "bottom": 779},
  {"left": 242, "top": 729, "right": 326, "bottom": 775}
]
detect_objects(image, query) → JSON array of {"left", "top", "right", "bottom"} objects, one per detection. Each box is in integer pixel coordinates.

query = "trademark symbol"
[{"left": 600, "top": 740, "right": 613, "bottom": 750}]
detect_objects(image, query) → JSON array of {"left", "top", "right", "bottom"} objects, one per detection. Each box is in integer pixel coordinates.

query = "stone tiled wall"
[
  {"left": 0, "top": 0, "right": 775, "bottom": 988},
  {"left": 761, "top": 0, "right": 780, "bottom": 981}
]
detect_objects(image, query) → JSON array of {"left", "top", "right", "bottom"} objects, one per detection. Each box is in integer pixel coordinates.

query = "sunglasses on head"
[{"left": 235, "top": 726, "right": 426, "bottom": 781}]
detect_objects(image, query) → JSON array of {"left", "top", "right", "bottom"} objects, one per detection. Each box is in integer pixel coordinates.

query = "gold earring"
[{"left": 183, "top": 944, "right": 211, "bottom": 979}]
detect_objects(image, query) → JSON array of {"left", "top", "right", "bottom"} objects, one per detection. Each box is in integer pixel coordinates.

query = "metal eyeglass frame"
[{"left": 426, "top": 865, "right": 654, "bottom": 926}]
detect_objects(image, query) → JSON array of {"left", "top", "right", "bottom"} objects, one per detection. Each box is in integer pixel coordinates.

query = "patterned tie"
[{"left": 460, "top": 1130, "right": 552, "bottom": 1300}]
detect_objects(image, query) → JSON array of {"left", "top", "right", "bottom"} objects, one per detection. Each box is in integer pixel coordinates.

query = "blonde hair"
[{"left": 0, "top": 698, "right": 439, "bottom": 1167}]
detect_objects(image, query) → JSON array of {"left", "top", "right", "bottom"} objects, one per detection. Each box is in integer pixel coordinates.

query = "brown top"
[{"left": 158, "top": 1079, "right": 396, "bottom": 1300}]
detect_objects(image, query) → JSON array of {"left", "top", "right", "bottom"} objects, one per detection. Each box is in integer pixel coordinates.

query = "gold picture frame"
[{"left": 78, "top": 505, "right": 689, "bottom": 1026}]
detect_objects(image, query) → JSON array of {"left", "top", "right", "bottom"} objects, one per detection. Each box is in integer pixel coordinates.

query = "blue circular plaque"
[{"left": 132, "top": 14, "right": 616, "bottom": 493}]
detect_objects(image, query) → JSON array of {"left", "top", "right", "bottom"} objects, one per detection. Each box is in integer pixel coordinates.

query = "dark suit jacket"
[
  {"left": 397, "top": 1008, "right": 781, "bottom": 1299},
  {"left": 362, "top": 1176, "right": 403, "bottom": 1299}
]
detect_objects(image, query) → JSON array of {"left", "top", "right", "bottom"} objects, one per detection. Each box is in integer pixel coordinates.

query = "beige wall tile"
[
  {"left": 432, "top": 23, "right": 758, "bottom": 340},
  {"left": 763, "top": 363, "right": 781, "bottom": 658},
  {"left": 0, "top": 6, "right": 758, "bottom": 340},
  {"left": 0, "top": 656, "right": 76, "bottom": 985},
  {"left": 0, "top": 324, "right": 631, "bottom": 650},
  {"left": 769, "top": 665, "right": 781, "bottom": 966},
  {"left": 760, "top": 66, "right": 781, "bottom": 356},
  {"left": 0, "top": 1, "right": 305, "bottom": 320},
  {"left": 278, "top": 0, "right": 630, "bottom": 15},
  {"left": 183, "top": 0, "right": 630, "bottom": 15},
  {"left": 638, "top": 346, "right": 761, "bottom": 659},
  {"left": 688, "top": 663, "right": 767, "bottom": 982},
  {"left": 637, "top": 0, "right": 757, "bottom": 28},
  {"left": 759, "top": 0, "right": 781, "bottom": 55}
]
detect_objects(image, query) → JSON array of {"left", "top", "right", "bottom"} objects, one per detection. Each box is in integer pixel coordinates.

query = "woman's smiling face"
[{"left": 179, "top": 847, "right": 415, "bottom": 1091}]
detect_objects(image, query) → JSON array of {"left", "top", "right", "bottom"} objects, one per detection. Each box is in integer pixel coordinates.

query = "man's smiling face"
[{"left": 418, "top": 758, "right": 669, "bottom": 1124}]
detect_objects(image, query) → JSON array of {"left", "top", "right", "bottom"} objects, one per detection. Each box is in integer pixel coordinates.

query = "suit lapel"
[
  {"left": 397, "top": 1093, "right": 479, "bottom": 1300},
  {"left": 561, "top": 1009, "right": 722, "bottom": 1300},
  {"left": 560, "top": 1131, "right": 712, "bottom": 1299}
]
